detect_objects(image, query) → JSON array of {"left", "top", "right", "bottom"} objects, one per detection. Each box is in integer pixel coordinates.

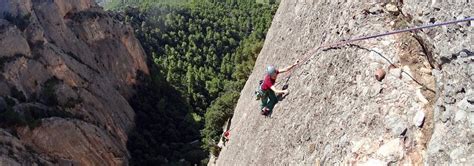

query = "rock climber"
[{"left": 260, "top": 60, "right": 299, "bottom": 115}]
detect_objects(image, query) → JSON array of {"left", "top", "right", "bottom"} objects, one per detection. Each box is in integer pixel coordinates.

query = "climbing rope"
[{"left": 282, "top": 17, "right": 473, "bottom": 84}]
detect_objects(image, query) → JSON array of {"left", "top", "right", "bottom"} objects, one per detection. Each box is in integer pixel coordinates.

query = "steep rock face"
[
  {"left": 0, "top": 129, "right": 52, "bottom": 165},
  {"left": 0, "top": 0, "right": 148, "bottom": 165},
  {"left": 216, "top": 1, "right": 472, "bottom": 165}
]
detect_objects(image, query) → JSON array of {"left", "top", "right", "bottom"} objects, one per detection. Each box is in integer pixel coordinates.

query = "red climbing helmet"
[{"left": 224, "top": 130, "right": 230, "bottom": 140}]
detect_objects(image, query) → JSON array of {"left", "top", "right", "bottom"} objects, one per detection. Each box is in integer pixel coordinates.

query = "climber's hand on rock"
[{"left": 293, "top": 59, "right": 299, "bottom": 66}]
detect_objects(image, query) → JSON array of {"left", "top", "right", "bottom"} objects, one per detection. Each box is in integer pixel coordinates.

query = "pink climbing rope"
[{"left": 282, "top": 17, "right": 473, "bottom": 84}]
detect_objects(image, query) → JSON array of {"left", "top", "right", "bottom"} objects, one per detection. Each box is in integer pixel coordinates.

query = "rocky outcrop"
[
  {"left": 0, "top": 129, "right": 52, "bottom": 165},
  {"left": 0, "top": 0, "right": 148, "bottom": 165},
  {"left": 216, "top": 0, "right": 472, "bottom": 165}
]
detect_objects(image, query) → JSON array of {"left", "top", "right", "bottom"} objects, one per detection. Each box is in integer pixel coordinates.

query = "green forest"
[{"left": 107, "top": 0, "right": 278, "bottom": 165}]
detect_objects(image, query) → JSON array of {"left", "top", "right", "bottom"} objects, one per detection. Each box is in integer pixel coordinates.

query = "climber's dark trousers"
[{"left": 260, "top": 90, "right": 278, "bottom": 111}]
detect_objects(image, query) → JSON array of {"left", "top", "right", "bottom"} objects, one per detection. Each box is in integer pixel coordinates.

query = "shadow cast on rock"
[
  {"left": 439, "top": 49, "right": 473, "bottom": 68},
  {"left": 127, "top": 70, "right": 207, "bottom": 165}
]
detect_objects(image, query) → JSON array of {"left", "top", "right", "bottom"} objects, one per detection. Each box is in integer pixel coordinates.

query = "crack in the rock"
[{"left": 412, "top": 34, "right": 437, "bottom": 69}]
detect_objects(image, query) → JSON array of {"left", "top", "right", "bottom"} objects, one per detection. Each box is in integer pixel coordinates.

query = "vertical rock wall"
[
  {"left": 0, "top": 0, "right": 148, "bottom": 165},
  {"left": 216, "top": 0, "right": 472, "bottom": 165}
]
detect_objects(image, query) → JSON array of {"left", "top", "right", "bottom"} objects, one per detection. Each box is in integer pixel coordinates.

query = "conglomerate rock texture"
[
  {"left": 0, "top": 0, "right": 148, "bottom": 165},
  {"left": 216, "top": 0, "right": 472, "bottom": 165}
]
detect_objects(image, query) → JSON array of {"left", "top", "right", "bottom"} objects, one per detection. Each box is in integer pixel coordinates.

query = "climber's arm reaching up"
[{"left": 278, "top": 59, "right": 299, "bottom": 73}]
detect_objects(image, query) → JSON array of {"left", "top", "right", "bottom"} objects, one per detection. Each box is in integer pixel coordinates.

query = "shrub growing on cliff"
[
  {"left": 41, "top": 77, "right": 60, "bottom": 106},
  {"left": 0, "top": 108, "right": 27, "bottom": 127},
  {"left": 10, "top": 87, "right": 26, "bottom": 103},
  {"left": 0, "top": 101, "right": 75, "bottom": 129},
  {"left": 3, "top": 12, "right": 31, "bottom": 31}
]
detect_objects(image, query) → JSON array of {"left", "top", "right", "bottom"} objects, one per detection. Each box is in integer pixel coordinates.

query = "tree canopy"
[{"left": 108, "top": 0, "right": 277, "bottom": 164}]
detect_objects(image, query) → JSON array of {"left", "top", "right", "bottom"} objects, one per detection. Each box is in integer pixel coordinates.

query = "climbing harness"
[
  {"left": 254, "top": 80, "right": 264, "bottom": 100},
  {"left": 282, "top": 17, "right": 474, "bottom": 84}
]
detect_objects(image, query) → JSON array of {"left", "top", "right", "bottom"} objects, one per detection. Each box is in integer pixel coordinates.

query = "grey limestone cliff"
[{"left": 215, "top": 0, "right": 472, "bottom": 165}]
